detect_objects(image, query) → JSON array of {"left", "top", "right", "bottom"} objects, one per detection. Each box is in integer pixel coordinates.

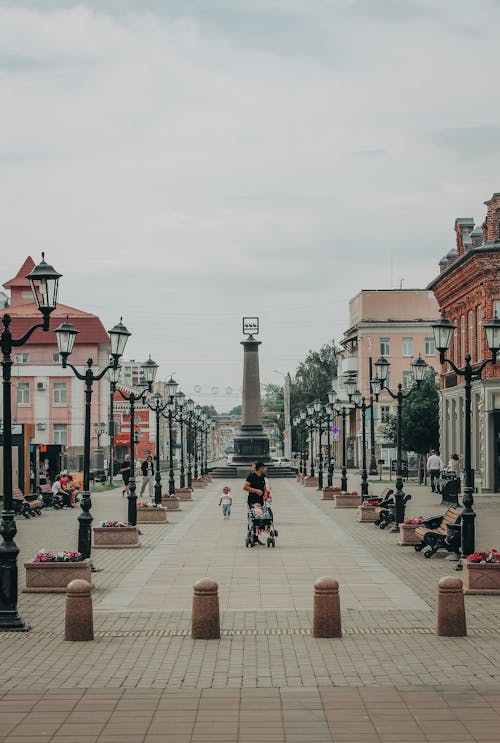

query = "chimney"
[
  {"left": 454, "top": 218, "right": 474, "bottom": 257},
  {"left": 483, "top": 192, "right": 500, "bottom": 242}
]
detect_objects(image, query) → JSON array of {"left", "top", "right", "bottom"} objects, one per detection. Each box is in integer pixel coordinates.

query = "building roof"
[
  {"left": 427, "top": 242, "right": 500, "bottom": 291},
  {"left": 455, "top": 218, "right": 474, "bottom": 226},
  {"left": 6, "top": 302, "right": 109, "bottom": 345},
  {"left": 3, "top": 256, "right": 36, "bottom": 290}
]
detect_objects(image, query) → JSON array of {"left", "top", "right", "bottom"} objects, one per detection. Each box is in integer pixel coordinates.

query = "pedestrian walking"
[
  {"left": 427, "top": 449, "right": 443, "bottom": 492},
  {"left": 140, "top": 455, "right": 155, "bottom": 499},
  {"left": 219, "top": 486, "right": 232, "bottom": 519},
  {"left": 120, "top": 458, "right": 131, "bottom": 495}
]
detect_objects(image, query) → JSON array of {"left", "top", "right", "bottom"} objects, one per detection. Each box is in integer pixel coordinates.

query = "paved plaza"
[{"left": 3, "top": 475, "right": 500, "bottom": 741}]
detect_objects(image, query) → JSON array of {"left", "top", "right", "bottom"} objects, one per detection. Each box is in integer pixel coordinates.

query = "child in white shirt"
[{"left": 218, "top": 486, "right": 232, "bottom": 519}]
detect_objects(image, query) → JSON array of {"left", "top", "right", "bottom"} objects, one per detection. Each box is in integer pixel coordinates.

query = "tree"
[
  {"left": 201, "top": 404, "right": 218, "bottom": 418},
  {"left": 291, "top": 340, "right": 340, "bottom": 418},
  {"left": 262, "top": 383, "right": 284, "bottom": 414},
  {"left": 228, "top": 404, "right": 242, "bottom": 416},
  {"left": 380, "top": 370, "right": 440, "bottom": 470}
]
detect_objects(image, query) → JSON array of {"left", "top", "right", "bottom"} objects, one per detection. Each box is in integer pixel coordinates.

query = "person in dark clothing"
[
  {"left": 243, "top": 461, "right": 267, "bottom": 508},
  {"left": 120, "top": 459, "right": 131, "bottom": 496}
]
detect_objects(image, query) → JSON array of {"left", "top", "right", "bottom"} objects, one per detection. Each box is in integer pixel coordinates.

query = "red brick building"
[{"left": 428, "top": 193, "right": 500, "bottom": 491}]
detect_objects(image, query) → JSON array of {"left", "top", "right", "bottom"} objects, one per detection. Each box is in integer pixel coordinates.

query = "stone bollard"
[
  {"left": 312, "top": 577, "right": 342, "bottom": 638},
  {"left": 437, "top": 576, "right": 466, "bottom": 637},
  {"left": 65, "top": 579, "right": 94, "bottom": 641},
  {"left": 192, "top": 578, "right": 220, "bottom": 640}
]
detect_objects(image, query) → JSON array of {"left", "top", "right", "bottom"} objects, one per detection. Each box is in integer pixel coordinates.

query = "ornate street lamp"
[
  {"left": 431, "top": 312, "right": 499, "bottom": 562},
  {"left": 374, "top": 354, "right": 427, "bottom": 531},
  {"left": 0, "top": 253, "right": 62, "bottom": 631},
  {"left": 176, "top": 390, "right": 186, "bottom": 488},
  {"left": 346, "top": 377, "right": 375, "bottom": 499},
  {"left": 113, "top": 355, "right": 158, "bottom": 525},
  {"left": 305, "top": 404, "right": 315, "bottom": 478},
  {"left": 145, "top": 392, "right": 169, "bottom": 504},
  {"left": 185, "top": 398, "right": 195, "bottom": 488},
  {"left": 193, "top": 404, "right": 202, "bottom": 479},
  {"left": 334, "top": 399, "right": 352, "bottom": 491},
  {"left": 93, "top": 421, "right": 106, "bottom": 449},
  {"left": 56, "top": 317, "right": 131, "bottom": 553},
  {"left": 161, "top": 377, "right": 179, "bottom": 495},
  {"left": 107, "top": 365, "right": 122, "bottom": 486}
]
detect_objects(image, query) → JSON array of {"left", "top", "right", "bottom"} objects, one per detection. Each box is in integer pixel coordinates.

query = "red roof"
[
  {"left": 6, "top": 302, "right": 109, "bottom": 346},
  {"left": 3, "top": 256, "right": 36, "bottom": 289}
]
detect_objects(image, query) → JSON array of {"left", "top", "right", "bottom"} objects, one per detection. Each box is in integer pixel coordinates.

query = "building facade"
[
  {"left": 428, "top": 193, "right": 500, "bottom": 492},
  {"left": 341, "top": 289, "right": 440, "bottom": 467},
  {"left": 1, "top": 257, "right": 111, "bottom": 477}
]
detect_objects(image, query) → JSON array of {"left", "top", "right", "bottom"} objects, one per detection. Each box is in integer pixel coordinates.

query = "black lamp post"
[
  {"left": 305, "top": 404, "right": 315, "bottom": 478},
  {"left": 373, "top": 354, "right": 428, "bottom": 531},
  {"left": 312, "top": 400, "right": 325, "bottom": 491},
  {"left": 114, "top": 356, "right": 158, "bottom": 525},
  {"left": 162, "top": 377, "right": 179, "bottom": 495},
  {"left": 176, "top": 391, "right": 186, "bottom": 488},
  {"left": 368, "top": 357, "right": 378, "bottom": 475},
  {"left": 108, "top": 365, "right": 121, "bottom": 487},
  {"left": 299, "top": 410, "right": 307, "bottom": 475},
  {"left": 56, "top": 317, "right": 131, "bottom": 555},
  {"left": 334, "top": 399, "right": 352, "bottom": 492},
  {"left": 94, "top": 421, "right": 106, "bottom": 449},
  {"left": 431, "top": 313, "right": 500, "bottom": 561},
  {"left": 344, "top": 375, "right": 375, "bottom": 499},
  {"left": 0, "top": 253, "right": 61, "bottom": 631},
  {"left": 193, "top": 404, "right": 201, "bottom": 479},
  {"left": 185, "top": 398, "right": 195, "bottom": 488},
  {"left": 145, "top": 393, "right": 169, "bottom": 504},
  {"left": 327, "top": 390, "right": 338, "bottom": 487}
]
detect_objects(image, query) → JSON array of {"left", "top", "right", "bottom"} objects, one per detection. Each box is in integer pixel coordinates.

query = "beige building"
[{"left": 340, "top": 289, "right": 440, "bottom": 467}]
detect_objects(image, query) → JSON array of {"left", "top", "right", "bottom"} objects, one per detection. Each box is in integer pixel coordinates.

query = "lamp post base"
[{"left": 341, "top": 467, "right": 348, "bottom": 492}]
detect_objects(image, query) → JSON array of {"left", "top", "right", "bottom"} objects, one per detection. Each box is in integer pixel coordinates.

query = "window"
[
  {"left": 425, "top": 337, "right": 435, "bottom": 356},
  {"left": 402, "top": 371, "right": 413, "bottom": 389},
  {"left": 380, "top": 405, "right": 391, "bottom": 424},
  {"left": 495, "top": 300, "right": 500, "bottom": 318},
  {"left": 380, "top": 337, "right": 390, "bottom": 356},
  {"left": 14, "top": 353, "right": 29, "bottom": 364},
  {"left": 477, "top": 305, "right": 482, "bottom": 361},
  {"left": 384, "top": 371, "right": 391, "bottom": 390},
  {"left": 460, "top": 315, "right": 465, "bottom": 361},
  {"left": 468, "top": 310, "right": 473, "bottom": 357},
  {"left": 53, "top": 424, "right": 67, "bottom": 446},
  {"left": 52, "top": 352, "right": 61, "bottom": 364},
  {"left": 16, "top": 382, "right": 30, "bottom": 405},
  {"left": 402, "top": 337, "right": 413, "bottom": 357},
  {"left": 53, "top": 382, "right": 67, "bottom": 406}
]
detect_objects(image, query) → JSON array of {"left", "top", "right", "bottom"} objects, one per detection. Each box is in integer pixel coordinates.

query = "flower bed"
[
  {"left": 93, "top": 523, "right": 140, "bottom": 549},
  {"left": 358, "top": 504, "right": 378, "bottom": 522},
  {"left": 322, "top": 487, "right": 335, "bottom": 500},
  {"left": 137, "top": 502, "right": 167, "bottom": 523},
  {"left": 161, "top": 495, "right": 180, "bottom": 510},
  {"left": 24, "top": 550, "right": 91, "bottom": 593},
  {"left": 464, "top": 550, "right": 500, "bottom": 594},
  {"left": 334, "top": 492, "right": 361, "bottom": 508},
  {"left": 176, "top": 488, "right": 192, "bottom": 500},
  {"left": 303, "top": 476, "right": 318, "bottom": 488},
  {"left": 399, "top": 517, "right": 424, "bottom": 545}
]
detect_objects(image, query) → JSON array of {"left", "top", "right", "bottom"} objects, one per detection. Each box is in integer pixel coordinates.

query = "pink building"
[
  {"left": 2, "top": 257, "right": 111, "bottom": 476},
  {"left": 340, "top": 289, "right": 440, "bottom": 467}
]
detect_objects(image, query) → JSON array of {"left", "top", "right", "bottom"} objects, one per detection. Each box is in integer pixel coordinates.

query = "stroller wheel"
[
  {"left": 274, "top": 529, "right": 278, "bottom": 537},
  {"left": 266, "top": 538, "right": 271, "bottom": 547},
  {"left": 245, "top": 536, "right": 250, "bottom": 548},
  {"left": 271, "top": 538, "right": 276, "bottom": 548}
]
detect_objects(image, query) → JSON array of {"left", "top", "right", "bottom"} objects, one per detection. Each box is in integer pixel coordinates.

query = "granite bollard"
[
  {"left": 192, "top": 578, "right": 221, "bottom": 639},
  {"left": 437, "top": 576, "right": 466, "bottom": 637},
  {"left": 65, "top": 579, "right": 94, "bottom": 641},
  {"left": 312, "top": 577, "right": 342, "bottom": 638}
]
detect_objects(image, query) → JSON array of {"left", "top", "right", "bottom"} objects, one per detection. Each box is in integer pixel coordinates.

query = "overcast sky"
[{"left": 2, "top": 0, "right": 500, "bottom": 411}]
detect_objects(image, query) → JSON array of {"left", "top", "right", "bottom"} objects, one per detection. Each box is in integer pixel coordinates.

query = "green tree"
[
  {"left": 228, "top": 404, "right": 242, "bottom": 416},
  {"left": 262, "top": 383, "right": 284, "bottom": 414},
  {"left": 291, "top": 340, "right": 340, "bottom": 417},
  {"left": 201, "top": 404, "right": 218, "bottom": 418}
]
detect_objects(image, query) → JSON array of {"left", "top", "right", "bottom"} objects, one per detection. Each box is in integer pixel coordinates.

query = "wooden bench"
[
  {"left": 13, "top": 491, "right": 42, "bottom": 518},
  {"left": 375, "top": 492, "right": 411, "bottom": 529},
  {"left": 34, "top": 483, "right": 63, "bottom": 510},
  {"left": 414, "top": 506, "right": 461, "bottom": 558}
]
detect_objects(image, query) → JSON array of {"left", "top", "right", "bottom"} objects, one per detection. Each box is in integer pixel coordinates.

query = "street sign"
[{"left": 242, "top": 317, "right": 259, "bottom": 335}]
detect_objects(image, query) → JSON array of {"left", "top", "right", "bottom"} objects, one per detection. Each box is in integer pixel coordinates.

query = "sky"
[{"left": 2, "top": 0, "right": 500, "bottom": 411}]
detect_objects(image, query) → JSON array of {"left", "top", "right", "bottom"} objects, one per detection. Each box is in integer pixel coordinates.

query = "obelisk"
[{"left": 232, "top": 318, "right": 270, "bottom": 466}]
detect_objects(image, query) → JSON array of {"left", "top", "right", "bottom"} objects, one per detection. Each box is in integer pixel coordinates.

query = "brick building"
[{"left": 428, "top": 193, "right": 500, "bottom": 491}]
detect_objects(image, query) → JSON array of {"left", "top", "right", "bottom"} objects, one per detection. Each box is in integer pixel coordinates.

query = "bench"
[
  {"left": 34, "top": 483, "right": 64, "bottom": 510},
  {"left": 414, "top": 506, "right": 462, "bottom": 558},
  {"left": 13, "top": 492, "right": 42, "bottom": 519},
  {"left": 375, "top": 492, "right": 411, "bottom": 529}
]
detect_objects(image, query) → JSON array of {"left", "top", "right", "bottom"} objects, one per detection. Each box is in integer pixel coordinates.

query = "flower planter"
[
  {"left": 137, "top": 507, "right": 167, "bottom": 523},
  {"left": 303, "top": 476, "right": 318, "bottom": 487},
  {"left": 334, "top": 492, "right": 361, "bottom": 508},
  {"left": 296, "top": 473, "right": 305, "bottom": 484},
  {"left": 322, "top": 487, "right": 335, "bottom": 500},
  {"left": 162, "top": 495, "right": 180, "bottom": 510},
  {"left": 93, "top": 526, "right": 140, "bottom": 549},
  {"left": 399, "top": 522, "right": 422, "bottom": 545},
  {"left": 358, "top": 505, "right": 378, "bottom": 522},
  {"left": 192, "top": 478, "right": 206, "bottom": 489},
  {"left": 23, "top": 559, "right": 92, "bottom": 593},
  {"left": 463, "top": 561, "right": 500, "bottom": 594},
  {"left": 176, "top": 488, "right": 192, "bottom": 500}
]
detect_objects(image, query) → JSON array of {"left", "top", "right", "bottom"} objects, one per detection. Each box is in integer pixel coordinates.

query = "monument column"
[{"left": 233, "top": 319, "right": 270, "bottom": 465}]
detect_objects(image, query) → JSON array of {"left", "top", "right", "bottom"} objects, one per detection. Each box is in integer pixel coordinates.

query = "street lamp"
[
  {"left": 176, "top": 390, "right": 186, "bottom": 488},
  {"left": 193, "top": 404, "right": 202, "bottom": 479},
  {"left": 305, "top": 404, "right": 315, "bottom": 478},
  {"left": 346, "top": 378, "right": 375, "bottom": 499},
  {"left": 185, "top": 398, "right": 195, "bottom": 488},
  {"left": 56, "top": 317, "right": 131, "bottom": 555},
  {"left": 334, "top": 399, "right": 352, "bottom": 491},
  {"left": 162, "top": 376, "right": 179, "bottom": 495},
  {"left": 108, "top": 365, "right": 122, "bottom": 486},
  {"left": 145, "top": 392, "right": 169, "bottom": 504},
  {"left": 298, "top": 410, "right": 307, "bottom": 475},
  {"left": 0, "top": 253, "right": 62, "bottom": 631},
  {"left": 374, "top": 354, "right": 427, "bottom": 530},
  {"left": 431, "top": 312, "right": 499, "bottom": 561},
  {"left": 93, "top": 422, "right": 106, "bottom": 449},
  {"left": 113, "top": 355, "right": 158, "bottom": 525}
]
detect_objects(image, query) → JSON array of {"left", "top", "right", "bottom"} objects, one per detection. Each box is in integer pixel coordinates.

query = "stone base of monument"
[{"left": 304, "top": 476, "right": 318, "bottom": 487}]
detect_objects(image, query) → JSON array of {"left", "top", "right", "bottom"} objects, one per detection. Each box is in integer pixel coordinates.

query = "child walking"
[{"left": 219, "top": 486, "right": 232, "bottom": 519}]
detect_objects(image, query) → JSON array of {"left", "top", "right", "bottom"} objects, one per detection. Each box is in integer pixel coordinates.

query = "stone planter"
[
  {"left": 322, "top": 487, "right": 335, "bottom": 500},
  {"left": 358, "top": 505, "right": 378, "bottom": 522},
  {"left": 296, "top": 474, "right": 305, "bottom": 484},
  {"left": 176, "top": 488, "right": 192, "bottom": 501},
  {"left": 137, "top": 507, "right": 167, "bottom": 523},
  {"left": 23, "top": 559, "right": 92, "bottom": 593},
  {"left": 93, "top": 526, "right": 140, "bottom": 549},
  {"left": 192, "top": 478, "right": 206, "bottom": 489},
  {"left": 203, "top": 475, "right": 213, "bottom": 483},
  {"left": 334, "top": 492, "right": 361, "bottom": 508},
  {"left": 399, "top": 522, "right": 422, "bottom": 545},
  {"left": 162, "top": 496, "right": 180, "bottom": 510},
  {"left": 463, "top": 561, "right": 500, "bottom": 594},
  {"left": 303, "top": 476, "right": 318, "bottom": 487}
]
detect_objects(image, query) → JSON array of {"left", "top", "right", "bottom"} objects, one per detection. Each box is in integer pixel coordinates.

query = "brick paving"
[{"left": 2, "top": 474, "right": 500, "bottom": 740}]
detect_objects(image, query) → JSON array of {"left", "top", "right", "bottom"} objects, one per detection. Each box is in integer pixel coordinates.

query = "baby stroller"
[{"left": 245, "top": 503, "right": 277, "bottom": 548}]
